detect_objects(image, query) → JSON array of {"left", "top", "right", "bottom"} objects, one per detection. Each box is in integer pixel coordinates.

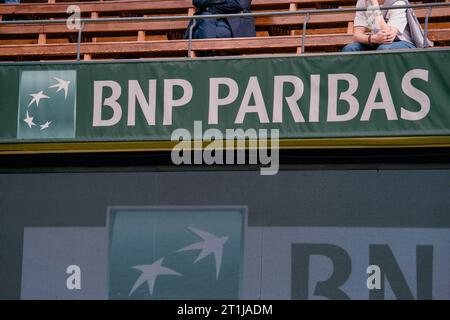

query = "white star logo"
[
  {"left": 49, "top": 77, "right": 70, "bottom": 99},
  {"left": 28, "top": 90, "right": 49, "bottom": 107},
  {"left": 23, "top": 111, "right": 36, "bottom": 128},
  {"left": 39, "top": 120, "right": 52, "bottom": 131},
  {"left": 129, "top": 258, "right": 181, "bottom": 296},
  {"left": 177, "top": 227, "right": 229, "bottom": 280}
]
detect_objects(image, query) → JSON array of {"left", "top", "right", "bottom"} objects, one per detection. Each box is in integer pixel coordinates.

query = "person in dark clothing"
[{"left": 186, "top": 0, "right": 256, "bottom": 39}]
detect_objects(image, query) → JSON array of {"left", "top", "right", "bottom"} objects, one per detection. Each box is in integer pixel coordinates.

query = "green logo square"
[
  {"left": 17, "top": 70, "right": 76, "bottom": 140},
  {"left": 107, "top": 207, "right": 245, "bottom": 299}
]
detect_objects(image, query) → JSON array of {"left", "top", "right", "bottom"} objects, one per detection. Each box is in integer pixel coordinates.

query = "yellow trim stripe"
[{"left": 0, "top": 136, "right": 450, "bottom": 155}]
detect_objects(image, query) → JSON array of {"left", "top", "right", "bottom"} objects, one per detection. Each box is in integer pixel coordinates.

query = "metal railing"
[{"left": 1, "top": 2, "right": 449, "bottom": 60}]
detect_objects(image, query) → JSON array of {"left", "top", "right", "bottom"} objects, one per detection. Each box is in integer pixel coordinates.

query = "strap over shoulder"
[{"left": 381, "top": 0, "right": 433, "bottom": 48}]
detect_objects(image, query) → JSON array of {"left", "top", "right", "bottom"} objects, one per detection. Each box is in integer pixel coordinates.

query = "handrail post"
[
  {"left": 423, "top": 6, "right": 432, "bottom": 48},
  {"left": 76, "top": 22, "right": 84, "bottom": 61},
  {"left": 188, "top": 18, "right": 196, "bottom": 58},
  {"left": 301, "top": 13, "right": 310, "bottom": 54}
]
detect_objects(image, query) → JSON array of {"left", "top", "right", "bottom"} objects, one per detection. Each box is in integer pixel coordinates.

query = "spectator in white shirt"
[{"left": 342, "top": 0, "right": 416, "bottom": 52}]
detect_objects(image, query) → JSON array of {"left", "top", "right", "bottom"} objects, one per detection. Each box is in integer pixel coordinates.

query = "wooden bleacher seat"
[
  {"left": 0, "top": 0, "right": 449, "bottom": 61},
  {"left": 1, "top": 28, "right": 449, "bottom": 61}
]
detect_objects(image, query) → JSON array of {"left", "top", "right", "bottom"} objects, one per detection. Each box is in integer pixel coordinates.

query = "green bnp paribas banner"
[{"left": 0, "top": 50, "right": 449, "bottom": 150}]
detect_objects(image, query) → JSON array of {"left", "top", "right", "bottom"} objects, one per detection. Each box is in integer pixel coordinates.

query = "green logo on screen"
[
  {"left": 108, "top": 208, "right": 244, "bottom": 299},
  {"left": 17, "top": 70, "right": 76, "bottom": 139}
]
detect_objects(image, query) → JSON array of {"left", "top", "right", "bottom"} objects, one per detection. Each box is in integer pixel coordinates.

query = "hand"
[
  {"left": 371, "top": 29, "right": 396, "bottom": 44},
  {"left": 370, "top": 32, "right": 386, "bottom": 44},
  {"left": 381, "top": 28, "right": 397, "bottom": 43}
]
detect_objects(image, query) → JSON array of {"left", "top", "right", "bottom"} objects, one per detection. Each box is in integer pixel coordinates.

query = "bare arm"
[
  {"left": 370, "top": 0, "right": 390, "bottom": 32},
  {"left": 353, "top": 25, "right": 395, "bottom": 45},
  {"left": 353, "top": 26, "right": 371, "bottom": 44},
  {"left": 370, "top": 0, "right": 399, "bottom": 37}
]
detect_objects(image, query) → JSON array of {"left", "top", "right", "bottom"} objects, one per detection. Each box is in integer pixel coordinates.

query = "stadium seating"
[{"left": 0, "top": 0, "right": 449, "bottom": 61}]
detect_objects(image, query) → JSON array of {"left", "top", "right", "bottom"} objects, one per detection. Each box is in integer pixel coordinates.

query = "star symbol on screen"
[
  {"left": 23, "top": 111, "right": 36, "bottom": 128},
  {"left": 49, "top": 77, "right": 70, "bottom": 99},
  {"left": 39, "top": 120, "right": 52, "bottom": 131},
  {"left": 129, "top": 258, "right": 181, "bottom": 296},
  {"left": 28, "top": 90, "right": 50, "bottom": 107},
  {"left": 177, "top": 227, "right": 229, "bottom": 280}
]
